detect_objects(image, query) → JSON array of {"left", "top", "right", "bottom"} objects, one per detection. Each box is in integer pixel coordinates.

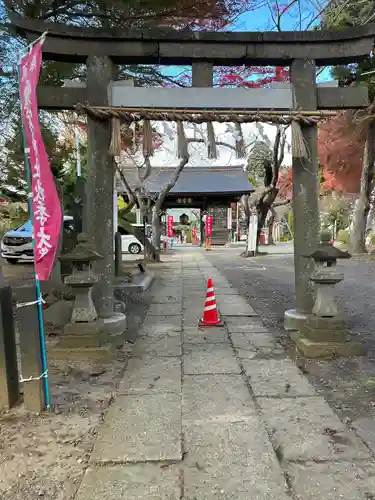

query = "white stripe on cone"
[
  {"left": 204, "top": 304, "right": 217, "bottom": 311},
  {"left": 206, "top": 287, "right": 214, "bottom": 293}
]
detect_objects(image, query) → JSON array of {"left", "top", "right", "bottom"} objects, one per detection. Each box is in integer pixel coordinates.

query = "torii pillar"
[
  {"left": 284, "top": 59, "right": 320, "bottom": 330},
  {"left": 86, "top": 55, "right": 126, "bottom": 340}
]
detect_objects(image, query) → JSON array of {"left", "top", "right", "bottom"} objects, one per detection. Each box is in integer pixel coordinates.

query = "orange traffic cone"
[{"left": 199, "top": 278, "right": 223, "bottom": 328}]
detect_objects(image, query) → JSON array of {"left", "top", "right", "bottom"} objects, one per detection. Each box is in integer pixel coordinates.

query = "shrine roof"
[{"left": 117, "top": 166, "right": 254, "bottom": 196}]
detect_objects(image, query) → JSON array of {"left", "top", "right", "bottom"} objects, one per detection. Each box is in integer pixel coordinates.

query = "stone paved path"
[{"left": 75, "top": 250, "right": 375, "bottom": 500}]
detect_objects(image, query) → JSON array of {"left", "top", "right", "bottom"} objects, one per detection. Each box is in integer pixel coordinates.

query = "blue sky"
[{"left": 164, "top": 1, "right": 332, "bottom": 83}]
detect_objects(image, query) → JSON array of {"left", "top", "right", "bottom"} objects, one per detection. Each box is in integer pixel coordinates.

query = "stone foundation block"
[
  {"left": 284, "top": 308, "right": 307, "bottom": 331},
  {"left": 291, "top": 331, "right": 364, "bottom": 359},
  {"left": 48, "top": 343, "right": 115, "bottom": 362}
]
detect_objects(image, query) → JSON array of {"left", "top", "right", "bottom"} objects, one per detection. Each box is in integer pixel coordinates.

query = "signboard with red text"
[
  {"left": 205, "top": 215, "right": 213, "bottom": 236},
  {"left": 167, "top": 215, "right": 174, "bottom": 237}
]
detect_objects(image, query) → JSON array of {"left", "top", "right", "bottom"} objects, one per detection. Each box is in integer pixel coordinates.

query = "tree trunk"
[
  {"left": 240, "top": 195, "right": 252, "bottom": 257},
  {"left": 267, "top": 207, "right": 276, "bottom": 245},
  {"left": 151, "top": 205, "right": 161, "bottom": 251},
  {"left": 350, "top": 125, "right": 375, "bottom": 253},
  {"left": 256, "top": 203, "right": 268, "bottom": 253},
  {"left": 118, "top": 216, "right": 160, "bottom": 262}
]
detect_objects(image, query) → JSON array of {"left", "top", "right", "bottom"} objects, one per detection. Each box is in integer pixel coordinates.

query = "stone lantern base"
[
  {"left": 48, "top": 320, "right": 117, "bottom": 362},
  {"left": 291, "top": 314, "right": 364, "bottom": 358}
]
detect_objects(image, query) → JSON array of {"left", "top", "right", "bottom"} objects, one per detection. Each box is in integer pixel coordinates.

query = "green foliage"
[
  {"left": 248, "top": 173, "right": 258, "bottom": 187},
  {"left": 279, "top": 234, "right": 292, "bottom": 242},
  {"left": 247, "top": 141, "right": 272, "bottom": 182},
  {"left": 287, "top": 209, "right": 294, "bottom": 235},
  {"left": 320, "top": 0, "right": 375, "bottom": 99},
  {"left": 3, "top": 112, "right": 81, "bottom": 208},
  {"left": 320, "top": 195, "right": 351, "bottom": 233},
  {"left": 337, "top": 229, "right": 350, "bottom": 244},
  {"left": 321, "top": 0, "right": 373, "bottom": 31}
]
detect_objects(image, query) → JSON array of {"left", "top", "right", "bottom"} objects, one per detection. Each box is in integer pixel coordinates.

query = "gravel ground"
[
  {"left": 0, "top": 261, "right": 154, "bottom": 500},
  {"left": 205, "top": 247, "right": 375, "bottom": 430}
]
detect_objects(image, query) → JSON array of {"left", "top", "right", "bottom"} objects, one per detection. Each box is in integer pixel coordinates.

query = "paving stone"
[
  {"left": 147, "top": 302, "right": 182, "bottom": 316},
  {"left": 139, "top": 324, "right": 182, "bottom": 337},
  {"left": 258, "top": 397, "right": 370, "bottom": 462},
  {"left": 133, "top": 336, "right": 182, "bottom": 357},
  {"left": 230, "top": 331, "right": 280, "bottom": 349},
  {"left": 207, "top": 281, "right": 231, "bottom": 289},
  {"left": 183, "top": 420, "right": 290, "bottom": 500},
  {"left": 183, "top": 326, "right": 229, "bottom": 344},
  {"left": 352, "top": 417, "right": 375, "bottom": 455},
  {"left": 151, "top": 293, "right": 182, "bottom": 303},
  {"left": 183, "top": 467, "right": 290, "bottom": 500},
  {"left": 286, "top": 461, "right": 375, "bottom": 500},
  {"left": 143, "top": 314, "right": 182, "bottom": 325},
  {"left": 219, "top": 295, "right": 252, "bottom": 306},
  {"left": 183, "top": 279, "right": 207, "bottom": 284},
  {"left": 219, "top": 302, "right": 257, "bottom": 316},
  {"left": 233, "top": 335, "right": 284, "bottom": 358},
  {"left": 158, "top": 280, "right": 182, "bottom": 287},
  {"left": 118, "top": 356, "right": 181, "bottom": 394},
  {"left": 226, "top": 317, "right": 267, "bottom": 333},
  {"left": 184, "top": 344, "right": 240, "bottom": 375},
  {"left": 183, "top": 303, "right": 204, "bottom": 313},
  {"left": 91, "top": 393, "right": 182, "bottom": 463},
  {"left": 75, "top": 464, "right": 181, "bottom": 500},
  {"left": 234, "top": 347, "right": 258, "bottom": 359},
  {"left": 141, "top": 315, "right": 182, "bottom": 336},
  {"left": 183, "top": 316, "right": 203, "bottom": 327},
  {"left": 183, "top": 375, "right": 255, "bottom": 423},
  {"left": 184, "top": 418, "right": 281, "bottom": 463},
  {"left": 243, "top": 358, "right": 316, "bottom": 397},
  {"left": 215, "top": 289, "right": 243, "bottom": 295}
]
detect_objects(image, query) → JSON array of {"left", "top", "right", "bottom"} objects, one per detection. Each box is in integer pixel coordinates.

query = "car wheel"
[
  {"left": 6, "top": 258, "right": 19, "bottom": 265},
  {"left": 128, "top": 243, "right": 141, "bottom": 254}
]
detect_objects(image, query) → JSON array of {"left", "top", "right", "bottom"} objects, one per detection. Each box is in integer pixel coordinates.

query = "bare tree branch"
[
  {"left": 143, "top": 156, "right": 152, "bottom": 182},
  {"left": 155, "top": 155, "right": 190, "bottom": 210},
  {"left": 273, "top": 199, "right": 291, "bottom": 207},
  {"left": 115, "top": 162, "right": 136, "bottom": 206},
  {"left": 187, "top": 137, "right": 238, "bottom": 152}
]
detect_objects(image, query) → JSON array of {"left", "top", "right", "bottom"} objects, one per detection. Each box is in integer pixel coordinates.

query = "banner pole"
[
  {"left": 18, "top": 31, "right": 48, "bottom": 62},
  {"left": 17, "top": 66, "right": 51, "bottom": 410}
]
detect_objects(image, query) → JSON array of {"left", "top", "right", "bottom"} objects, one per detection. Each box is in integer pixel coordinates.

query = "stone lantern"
[
  {"left": 291, "top": 230, "right": 364, "bottom": 358},
  {"left": 58, "top": 233, "right": 105, "bottom": 349}
]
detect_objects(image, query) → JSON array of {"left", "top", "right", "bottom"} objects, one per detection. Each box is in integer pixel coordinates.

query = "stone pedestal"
[
  {"left": 290, "top": 231, "right": 364, "bottom": 358},
  {"left": 52, "top": 234, "right": 119, "bottom": 361},
  {"left": 284, "top": 309, "right": 307, "bottom": 331},
  {"left": 291, "top": 315, "right": 364, "bottom": 359}
]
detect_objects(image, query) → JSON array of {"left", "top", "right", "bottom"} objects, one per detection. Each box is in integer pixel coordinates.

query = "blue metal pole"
[{"left": 17, "top": 58, "right": 51, "bottom": 410}]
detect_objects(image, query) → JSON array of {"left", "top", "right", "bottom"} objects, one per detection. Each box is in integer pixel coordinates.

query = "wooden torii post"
[{"left": 9, "top": 13, "right": 375, "bottom": 337}]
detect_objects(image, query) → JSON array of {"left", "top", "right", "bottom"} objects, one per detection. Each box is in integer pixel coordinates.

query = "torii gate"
[{"left": 9, "top": 14, "right": 375, "bottom": 341}]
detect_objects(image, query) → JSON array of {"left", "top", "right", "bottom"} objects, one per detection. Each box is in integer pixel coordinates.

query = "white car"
[
  {"left": 118, "top": 224, "right": 148, "bottom": 254},
  {"left": 118, "top": 224, "right": 167, "bottom": 254},
  {"left": 1, "top": 216, "right": 74, "bottom": 264}
]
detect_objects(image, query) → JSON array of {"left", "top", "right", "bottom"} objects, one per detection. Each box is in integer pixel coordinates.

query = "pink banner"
[
  {"left": 167, "top": 216, "right": 174, "bottom": 237},
  {"left": 19, "top": 38, "right": 62, "bottom": 281},
  {"left": 205, "top": 215, "right": 213, "bottom": 236}
]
